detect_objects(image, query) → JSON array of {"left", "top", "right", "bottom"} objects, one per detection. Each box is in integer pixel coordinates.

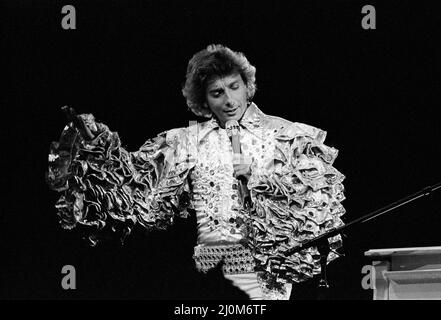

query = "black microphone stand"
[{"left": 283, "top": 181, "right": 441, "bottom": 300}]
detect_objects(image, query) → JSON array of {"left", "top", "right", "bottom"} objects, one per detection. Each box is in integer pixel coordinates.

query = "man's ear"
[
  {"left": 246, "top": 87, "right": 253, "bottom": 101},
  {"left": 197, "top": 102, "right": 213, "bottom": 118}
]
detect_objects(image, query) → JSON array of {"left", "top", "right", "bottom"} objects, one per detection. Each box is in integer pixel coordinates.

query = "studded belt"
[{"left": 193, "top": 243, "right": 255, "bottom": 275}]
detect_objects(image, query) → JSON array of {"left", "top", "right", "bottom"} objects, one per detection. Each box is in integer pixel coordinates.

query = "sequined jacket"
[{"left": 47, "top": 103, "right": 346, "bottom": 283}]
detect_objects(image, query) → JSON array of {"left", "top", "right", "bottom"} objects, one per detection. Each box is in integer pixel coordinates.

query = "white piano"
[{"left": 364, "top": 246, "right": 441, "bottom": 300}]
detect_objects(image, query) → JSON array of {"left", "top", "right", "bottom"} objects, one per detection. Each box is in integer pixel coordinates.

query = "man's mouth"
[{"left": 224, "top": 107, "right": 238, "bottom": 115}]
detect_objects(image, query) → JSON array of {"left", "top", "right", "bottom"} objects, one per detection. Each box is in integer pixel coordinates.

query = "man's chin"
[{"left": 225, "top": 114, "right": 241, "bottom": 123}]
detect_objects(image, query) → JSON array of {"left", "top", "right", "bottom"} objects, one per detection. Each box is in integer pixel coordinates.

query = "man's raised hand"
[{"left": 61, "top": 106, "right": 95, "bottom": 141}]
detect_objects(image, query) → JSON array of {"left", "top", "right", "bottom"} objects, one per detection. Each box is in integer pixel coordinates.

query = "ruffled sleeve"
[
  {"left": 246, "top": 122, "right": 346, "bottom": 283},
  {"left": 46, "top": 114, "right": 196, "bottom": 246}
]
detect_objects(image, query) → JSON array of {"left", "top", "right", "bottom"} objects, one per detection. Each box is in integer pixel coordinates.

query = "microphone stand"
[{"left": 283, "top": 181, "right": 441, "bottom": 300}]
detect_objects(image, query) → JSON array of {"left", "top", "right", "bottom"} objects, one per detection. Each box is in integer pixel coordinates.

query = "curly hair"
[{"left": 182, "top": 44, "right": 257, "bottom": 118}]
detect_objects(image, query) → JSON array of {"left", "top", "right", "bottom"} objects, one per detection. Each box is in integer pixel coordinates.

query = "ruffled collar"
[{"left": 240, "top": 102, "right": 264, "bottom": 129}]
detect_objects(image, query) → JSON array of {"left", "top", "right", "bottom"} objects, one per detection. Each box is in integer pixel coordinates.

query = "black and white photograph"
[{"left": 2, "top": 0, "right": 441, "bottom": 309}]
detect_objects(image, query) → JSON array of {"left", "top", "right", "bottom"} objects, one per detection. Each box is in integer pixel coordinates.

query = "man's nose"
[{"left": 225, "top": 90, "right": 235, "bottom": 108}]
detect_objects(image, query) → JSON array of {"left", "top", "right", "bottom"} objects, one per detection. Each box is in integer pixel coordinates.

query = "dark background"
[{"left": 1, "top": 0, "right": 440, "bottom": 300}]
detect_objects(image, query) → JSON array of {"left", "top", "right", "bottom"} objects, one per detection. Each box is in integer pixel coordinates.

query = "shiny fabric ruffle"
[
  {"left": 246, "top": 131, "right": 346, "bottom": 284},
  {"left": 46, "top": 114, "right": 192, "bottom": 245}
]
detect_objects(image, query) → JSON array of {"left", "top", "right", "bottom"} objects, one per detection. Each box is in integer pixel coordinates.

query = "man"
[{"left": 47, "top": 44, "right": 346, "bottom": 300}]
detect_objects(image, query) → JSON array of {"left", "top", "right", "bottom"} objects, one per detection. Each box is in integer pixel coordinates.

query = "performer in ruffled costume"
[{"left": 47, "top": 44, "right": 346, "bottom": 300}]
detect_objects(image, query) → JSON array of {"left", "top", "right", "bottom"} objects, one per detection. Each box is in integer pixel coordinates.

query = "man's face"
[{"left": 205, "top": 73, "right": 248, "bottom": 127}]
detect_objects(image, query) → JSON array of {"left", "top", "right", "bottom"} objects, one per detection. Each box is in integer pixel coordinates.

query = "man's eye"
[
  {"left": 231, "top": 84, "right": 239, "bottom": 90},
  {"left": 211, "top": 91, "right": 222, "bottom": 97}
]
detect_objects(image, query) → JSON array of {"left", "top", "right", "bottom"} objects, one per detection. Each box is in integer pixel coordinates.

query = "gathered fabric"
[{"left": 47, "top": 103, "right": 346, "bottom": 299}]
